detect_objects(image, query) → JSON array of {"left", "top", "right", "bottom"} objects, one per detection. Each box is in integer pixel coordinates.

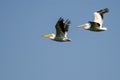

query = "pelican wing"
[
  {"left": 55, "top": 17, "right": 65, "bottom": 37},
  {"left": 64, "top": 19, "right": 70, "bottom": 38},
  {"left": 55, "top": 17, "right": 70, "bottom": 38},
  {"left": 94, "top": 8, "right": 109, "bottom": 27},
  {"left": 94, "top": 12, "right": 103, "bottom": 27}
]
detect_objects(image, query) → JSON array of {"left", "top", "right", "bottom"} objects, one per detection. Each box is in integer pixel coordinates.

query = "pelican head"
[
  {"left": 76, "top": 23, "right": 90, "bottom": 30},
  {"left": 43, "top": 33, "right": 55, "bottom": 39}
]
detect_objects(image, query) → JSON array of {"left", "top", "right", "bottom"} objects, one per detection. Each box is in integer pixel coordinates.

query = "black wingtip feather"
[
  {"left": 64, "top": 19, "right": 71, "bottom": 32},
  {"left": 56, "top": 17, "right": 71, "bottom": 33},
  {"left": 97, "top": 8, "right": 109, "bottom": 14},
  {"left": 104, "top": 8, "right": 109, "bottom": 13},
  {"left": 58, "top": 17, "right": 64, "bottom": 22}
]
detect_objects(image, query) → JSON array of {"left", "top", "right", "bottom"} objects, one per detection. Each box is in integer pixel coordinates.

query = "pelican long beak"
[
  {"left": 76, "top": 25, "right": 84, "bottom": 28},
  {"left": 42, "top": 34, "right": 51, "bottom": 38}
]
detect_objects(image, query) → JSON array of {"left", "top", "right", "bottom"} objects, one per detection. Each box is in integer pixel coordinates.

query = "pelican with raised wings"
[
  {"left": 77, "top": 8, "right": 109, "bottom": 32},
  {"left": 43, "top": 17, "right": 71, "bottom": 42}
]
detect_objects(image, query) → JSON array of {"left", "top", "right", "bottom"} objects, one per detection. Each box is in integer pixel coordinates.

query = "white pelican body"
[
  {"left": 77, "top": 8, "right": 109, "bottom": 32},
  {"left": 43, "top": 17, "right": 71, "bottom": 42}
]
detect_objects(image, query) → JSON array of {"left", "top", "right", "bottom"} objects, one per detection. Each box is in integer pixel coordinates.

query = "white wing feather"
[{"left": 94, "top": 12, "right": 103, "bottom": 27}]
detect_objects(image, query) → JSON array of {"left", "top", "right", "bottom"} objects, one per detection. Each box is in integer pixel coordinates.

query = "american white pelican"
[
  {"left": 77, "top": 8, "right": 109, "bottom": 32},
  {"left": 43, "top": 17, "right": 71, "bottom": 42}
]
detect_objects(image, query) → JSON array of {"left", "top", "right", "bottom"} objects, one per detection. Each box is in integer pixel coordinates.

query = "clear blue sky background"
[{"left": 0, "top": 0, "right": 120, "bottom": 80}]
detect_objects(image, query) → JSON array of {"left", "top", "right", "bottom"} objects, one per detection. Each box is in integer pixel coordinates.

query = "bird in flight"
[
  {"left": 43, "top": 17, "right": 71, "bottom": 42},
  {"left": 77, "top": 8, "right": 109, "bottom": 32}
]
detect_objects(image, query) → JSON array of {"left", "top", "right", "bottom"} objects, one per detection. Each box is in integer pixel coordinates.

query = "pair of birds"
[{"left": 43, "top": 8, "right": 109, "bottom": 42}]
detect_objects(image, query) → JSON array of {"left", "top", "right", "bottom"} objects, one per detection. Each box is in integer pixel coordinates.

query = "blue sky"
[{"left": 0, "top": 0, "right": 120, "bottom": 80}]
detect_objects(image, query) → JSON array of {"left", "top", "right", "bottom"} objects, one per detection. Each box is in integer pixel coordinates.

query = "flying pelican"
[
  {"left": 77, "top": 8, "right": 109, "bottom": 32},
  {"left": 43, "top": 17, "right": 71, "bottom": 42}
]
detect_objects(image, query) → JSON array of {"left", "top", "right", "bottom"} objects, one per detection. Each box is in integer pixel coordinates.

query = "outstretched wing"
[
  {"left": 94, "top": 8, "right": 109, "bottom": 27},
  {"left": 55, "top": 17, "right": 70, "bottom": 38},
  {"left": 94, "top": 12, "right": 103, "bottom": 27},
  {"left": 55, "top": 17, "right": 65, "bottom": 37}
]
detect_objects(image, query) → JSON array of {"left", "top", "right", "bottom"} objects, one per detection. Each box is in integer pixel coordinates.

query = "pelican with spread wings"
[
  {"left": 43, "top": 17, "right": 71, "bottom": 42},
  {"left": 77, "top": 8, "right": 109, "bottom": 32}
]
